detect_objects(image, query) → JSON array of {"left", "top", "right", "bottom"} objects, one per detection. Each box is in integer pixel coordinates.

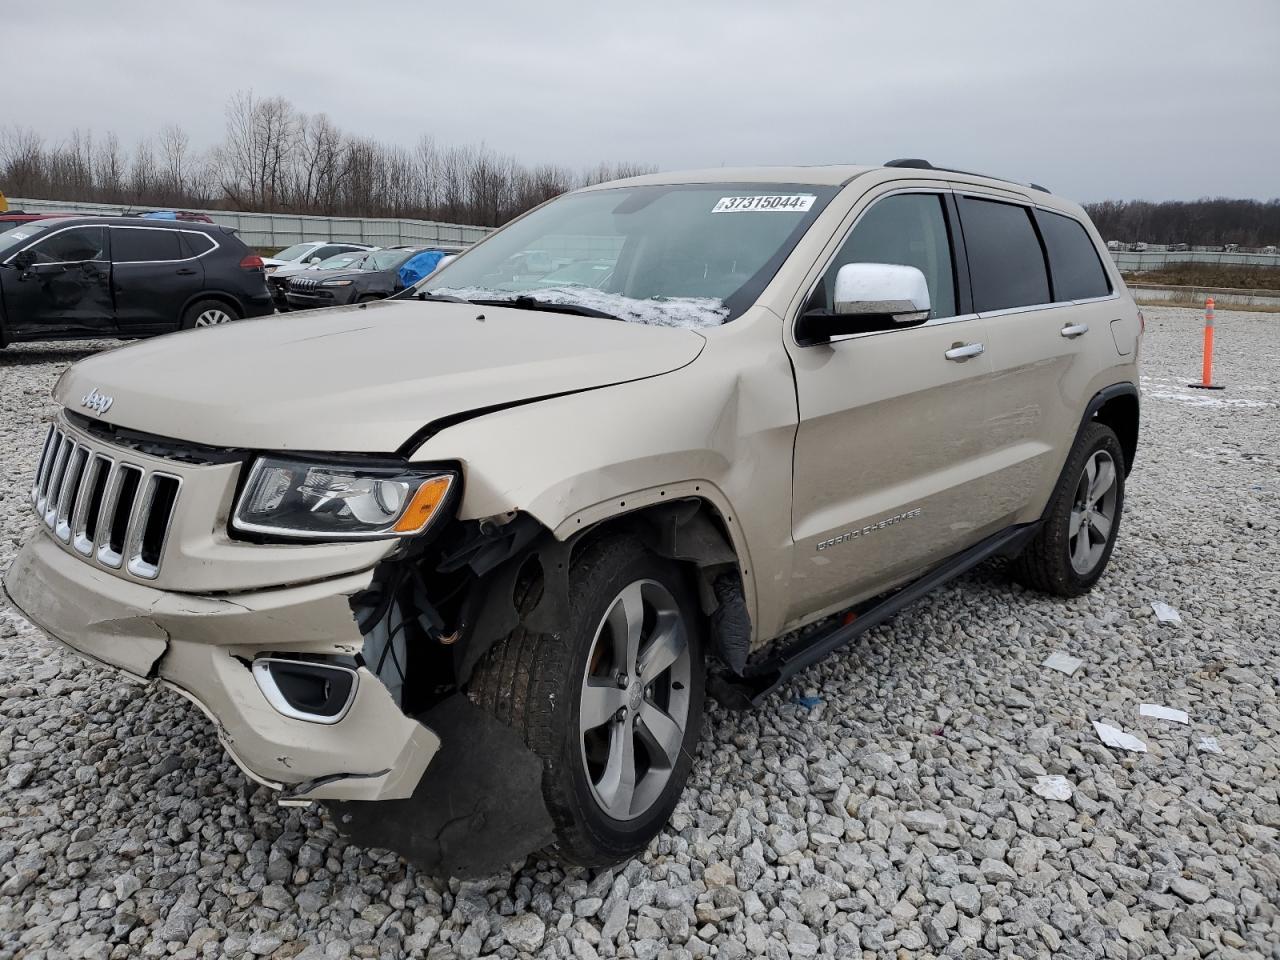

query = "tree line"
[
  {"left": 1083, "top": 198, "right": 1280, "bottom": 247},
  {"left": 0, "top": 91, "right": 654, "bottom": 227},
  {"left": 4, "top": 95, "right": 1276, "bottom": 242}
]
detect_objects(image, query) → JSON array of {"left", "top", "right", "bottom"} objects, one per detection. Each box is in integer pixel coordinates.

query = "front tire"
[
  {"left": 1011, "top": 421, "right": 1125, "bottom": 596},
  {"left": 468, "top": 534, "right": 705, "bottom": 867}
]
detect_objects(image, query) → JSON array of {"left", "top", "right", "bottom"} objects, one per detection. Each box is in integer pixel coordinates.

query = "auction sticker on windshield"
[{"left": 712, "top": 195, "right": 816, "bottom": 213}]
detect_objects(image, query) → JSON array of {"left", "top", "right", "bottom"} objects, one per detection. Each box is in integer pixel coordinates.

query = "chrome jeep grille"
[{"left": 30, "top": 424, "right": 181, "bottom": 580}]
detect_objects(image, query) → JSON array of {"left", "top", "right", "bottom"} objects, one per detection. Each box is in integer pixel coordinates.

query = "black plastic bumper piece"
[{"left": 327, "top": 693, "right": 556, "bottom": 878}]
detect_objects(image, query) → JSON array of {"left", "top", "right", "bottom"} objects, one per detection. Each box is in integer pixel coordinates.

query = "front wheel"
[
  {"left": 1011, "top": 421, "right": 1125, "bottom": 596},
  {"left": 468, "top": 534, "right": 705, "bottom": 867}
]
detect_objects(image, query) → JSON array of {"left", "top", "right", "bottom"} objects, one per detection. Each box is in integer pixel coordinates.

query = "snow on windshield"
[{"left": 431, "top": 286, "right": 728, "bottom": 330}]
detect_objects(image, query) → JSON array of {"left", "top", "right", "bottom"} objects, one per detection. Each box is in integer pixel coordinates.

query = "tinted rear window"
[
  {"left": 112, "top": 227, "right": 182, "bottom": 262},
  {"left": 182, "top": 232, "right": 216, "bottom": 256},
  {"left": 1035, "top": 210, "right": 1111, "bottom": 301},
  {"left": 957, "top": 197, "right": 1050, "bottom": 312}
]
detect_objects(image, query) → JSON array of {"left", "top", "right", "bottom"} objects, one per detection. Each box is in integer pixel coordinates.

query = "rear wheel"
[
  {"left": 468, "top": 534, "right": 704, "bottom": 866},
  {"left": 181, "top": 299, "right": 238, "bottom": 329},
  {"left": 1011, "top": 422, "right": 1125, "bottom": 596}
]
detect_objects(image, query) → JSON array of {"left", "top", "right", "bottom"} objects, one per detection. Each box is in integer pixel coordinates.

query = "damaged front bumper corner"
[{"left": 2, "top": 533, "right": 438, "bottom": 803}]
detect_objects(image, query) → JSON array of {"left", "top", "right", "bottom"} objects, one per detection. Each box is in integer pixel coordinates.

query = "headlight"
[
  {"left": 321, "top": 279, "right": 353, "bottom": 287},
  {"left": 232, "top": 456, "right": 455, "bottom": 540}
]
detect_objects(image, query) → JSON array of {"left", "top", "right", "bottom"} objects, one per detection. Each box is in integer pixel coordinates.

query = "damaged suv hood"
[{"left": 54, "top": 300, "right": 706, "bottom": 452}]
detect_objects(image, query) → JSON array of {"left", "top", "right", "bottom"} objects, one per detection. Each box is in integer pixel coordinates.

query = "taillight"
[{"left": 239, "top": 254, "right": 264, "bottom": 270}]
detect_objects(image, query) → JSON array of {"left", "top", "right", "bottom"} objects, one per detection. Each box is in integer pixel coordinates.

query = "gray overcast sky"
[{"left": 8, "top": 0, "right": 1279, "bottom": 203}]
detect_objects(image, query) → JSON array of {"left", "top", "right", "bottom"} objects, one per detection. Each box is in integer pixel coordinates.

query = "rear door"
[
  {"left": 955, "top": 192, "right": 1114, "bottom": 525},
  {"left": 783, "top": 188, "right": 997, "bottom": 624},
  {"left": 1, "top": 225, "right": 114, "bottom": 338},
  {"left": 111, "top": 225, "right": 203, "bottom": 334}
]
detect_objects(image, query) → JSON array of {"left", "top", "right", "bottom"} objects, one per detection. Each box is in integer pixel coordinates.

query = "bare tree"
[{"left": 0, "top": 91, "right": 669, "bottom": 227}]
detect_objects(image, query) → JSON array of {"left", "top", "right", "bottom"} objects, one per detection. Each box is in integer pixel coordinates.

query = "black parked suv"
[
  {"left": 0, "top": 217, "right": 273, "bottom": 346},
  {"left": 284, "top": 247, "right": 434, "bottom": 309}
]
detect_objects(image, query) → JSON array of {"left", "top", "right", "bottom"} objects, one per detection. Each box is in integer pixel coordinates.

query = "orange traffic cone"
[{"left": 1188, "top": 297, "right": 1225, "bottom": 390}]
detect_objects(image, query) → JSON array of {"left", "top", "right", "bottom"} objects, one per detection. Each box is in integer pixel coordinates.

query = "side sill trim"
[{"left": 709, "top": 521, "right": 1041, "bottom": 709}]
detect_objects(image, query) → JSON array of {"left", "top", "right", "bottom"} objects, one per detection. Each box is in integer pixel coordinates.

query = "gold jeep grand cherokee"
[{"left": 4, "top": 160, "right": 1141, "bottom": 876}]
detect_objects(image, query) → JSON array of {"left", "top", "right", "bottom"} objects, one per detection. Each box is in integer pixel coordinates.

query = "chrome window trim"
[
  {"left": 109, "top": 225, "right": 220, "bottom": 265},
  {"left": 251, "top": 658, "right": 359, "bottom": 725},
  {"left": 2, "top": 223, "right": 109, "bottom": 267},
  {"left": 819, "top": 311, "right": 981, "bottom": 345}
]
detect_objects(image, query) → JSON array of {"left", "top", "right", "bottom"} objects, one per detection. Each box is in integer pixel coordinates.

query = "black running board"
[{"left": 709, "top": 522, "right": 1041, "bottom": 710}]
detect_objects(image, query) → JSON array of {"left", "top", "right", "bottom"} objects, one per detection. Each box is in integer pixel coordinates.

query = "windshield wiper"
[
  {"left": 472, "top": 295, "right": 623, "bottom": 322},
  {"left": 415, "top": 291, "right": 471, "bottom": 303}
]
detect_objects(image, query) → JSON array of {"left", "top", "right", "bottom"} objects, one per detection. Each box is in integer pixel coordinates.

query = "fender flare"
[{"left": 1042, "top": 381, "right": 1139, "bottom": 522}]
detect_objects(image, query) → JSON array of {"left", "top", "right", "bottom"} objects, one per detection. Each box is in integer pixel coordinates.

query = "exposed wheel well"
[
  {"left": 571, "top": 499, "right": 751, "bottom": 672},
  {"left": 1092, "top": 392, "right": 1139, "bottom": 474}
]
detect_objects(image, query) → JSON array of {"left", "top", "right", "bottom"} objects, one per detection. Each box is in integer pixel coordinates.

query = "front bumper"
[
  {"left": 243, "top": 291, "right": 276, "bottom": 319},
  {"left": 3, "top": 532, "right": 438, "bottom": 802},
  {"left": 285, "top": 287, "right": 354, "bottom": 309}
]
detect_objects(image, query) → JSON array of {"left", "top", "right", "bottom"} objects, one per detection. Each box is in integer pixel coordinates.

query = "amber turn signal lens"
[{"left": 392, "top": 475, "right": 453, "bottom": 534}]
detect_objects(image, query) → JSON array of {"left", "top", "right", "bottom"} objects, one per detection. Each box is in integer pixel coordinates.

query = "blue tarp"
[
  {"left": 398, "top": 250, "right": 448, "bottom": 288},
  {"left": 140, "top": 211, "right": 179, "bottom": 220}
]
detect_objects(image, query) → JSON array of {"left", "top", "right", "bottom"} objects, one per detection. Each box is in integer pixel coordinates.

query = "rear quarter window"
[
  {"left": 957, "top": 197, "right": 1050, "bottom": 312},
  {"left": 181, "top": 232, "right": 217, "bottom": 256},
  {"left": 1034, "top": 209, "right": 1112, "bottom": 300}
]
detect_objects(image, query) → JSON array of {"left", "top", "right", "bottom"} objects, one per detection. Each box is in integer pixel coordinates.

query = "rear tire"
[
  {"left": 468, "top": 534, "right": 705, "bottom": 867},
  {"left": 181, "top": 299, "right": 238, "bottom": 329},
  {"left": 1011, "top": 421, "right": 1125, "bottom": 597}
]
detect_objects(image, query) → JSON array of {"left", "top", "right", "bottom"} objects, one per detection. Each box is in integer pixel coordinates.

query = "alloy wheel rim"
[
  {"left": 1069, "top": 450, "right": 1118, "bottom": 574},
  {"left": 579, "top": 579, "right": 691, "bottom": 822},
  {"left": 195, "top": 309, "right": 232, "bottom": 327}
]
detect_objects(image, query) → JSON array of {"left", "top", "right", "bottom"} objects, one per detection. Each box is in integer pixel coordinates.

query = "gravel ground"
[{"left": 1, "top": 306, "right": 1278, "bottom": 960}]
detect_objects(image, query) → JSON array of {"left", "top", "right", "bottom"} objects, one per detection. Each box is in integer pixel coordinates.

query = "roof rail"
[{"left": 882, "top": 158, "right": 1050, "bottom": 194}]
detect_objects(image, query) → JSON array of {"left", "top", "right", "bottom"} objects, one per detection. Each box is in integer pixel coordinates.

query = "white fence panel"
[{"left": 7, "top": 197, "right": 493, "bottom": 250}]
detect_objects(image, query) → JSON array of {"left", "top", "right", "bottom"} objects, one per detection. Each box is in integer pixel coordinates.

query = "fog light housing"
[{"left": 252, "top": 657, "right": 358, "bottom": 724}]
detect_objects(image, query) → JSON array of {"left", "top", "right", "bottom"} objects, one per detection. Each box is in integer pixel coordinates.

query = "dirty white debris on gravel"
[
  {"left": 1091, "top": 721, "right": 1149, "bottom": 754},
  {"left": 1040, "top": 651, "right": 1083, "bottom": 676},
  {"left": 2, "top": 305, "right": 1279, "bottom": 958},
  {"left": 431, "top": 286, "right": 729, "bottom": 328},
  {"left": 1030, "top": 776, "right": 1074, "bottom": 802},
  {"left": 1150, "top": 601, "right": 1183, "bottom": 624},
  {"left": 1139, "top": 703, "right": 1190, "bottom": 725}
]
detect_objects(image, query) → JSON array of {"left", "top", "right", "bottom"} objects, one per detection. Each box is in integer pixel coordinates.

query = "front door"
[
  {"left": 783, "top": 190, "right": 996, "bottom": 626},
  {"left": 1, "top": 225, "right": 114, "bottom": 339},
  {"left": 111, "top": 226, "right": 204, "bottom": 334}
]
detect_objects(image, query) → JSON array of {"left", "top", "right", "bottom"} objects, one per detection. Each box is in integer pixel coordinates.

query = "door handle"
[
  {"left": 945, "top": 342, "right": 985, "bottom": 362},
  {"left": 176, "top": 267, "right": 198, "bottom": 276},
  {"left": 1060, "top": 323, "right": 1089, "bottom": 339}
]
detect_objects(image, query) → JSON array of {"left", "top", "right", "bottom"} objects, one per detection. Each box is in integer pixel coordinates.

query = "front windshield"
[
  {"left": 276, "top": 243, "right": 318, "bottom": 261},
  {"left": 366, "top": 249, "right": 416, "bottom": 271},
  {"left": 314, "top": 252, "right": 367, "bottom": 270},
  {"left": 421, "top": 183, "right": 836, "bottom": 328}
]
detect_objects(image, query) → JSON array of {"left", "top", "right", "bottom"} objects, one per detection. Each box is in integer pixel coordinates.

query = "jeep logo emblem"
[{"left": 81, "top": 388, "right": 114, "bottom": 415}]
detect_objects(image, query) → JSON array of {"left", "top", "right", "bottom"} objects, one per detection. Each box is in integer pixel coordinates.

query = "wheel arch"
[
  {"left": 180, "top": 290, "right": 244, "bottom": 322},
  {"left": 1087, "top": 383, "right": 1139, "bottom": 476}
]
